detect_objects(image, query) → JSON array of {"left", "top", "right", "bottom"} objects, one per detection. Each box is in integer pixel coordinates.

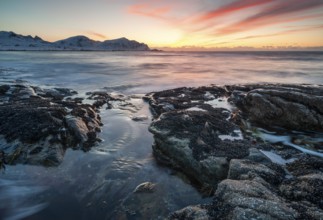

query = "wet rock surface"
[
  {"left": 145, "top": 84, "right": 323, "bottom": 219},
  {"left": 0, "top": 84, "right": 102, "bottom": 166}
]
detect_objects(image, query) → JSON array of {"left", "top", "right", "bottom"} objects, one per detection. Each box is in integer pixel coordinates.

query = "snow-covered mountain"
[
  {"left": 0, "top": 31, "right": 53, "bottom": 50},
  {"left": 0, "top": 31, "right": 150, "bottom": 51},
  {"left": 53, "top": 35, "right": 100, "bottom": 50}
]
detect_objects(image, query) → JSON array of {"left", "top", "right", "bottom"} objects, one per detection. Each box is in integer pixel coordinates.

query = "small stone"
[
  {"left": 132, "top": 115, "right": 148, "bottom": 121},
  {"left": 133, "top": 182, "right": 156, "bottom": 193}
]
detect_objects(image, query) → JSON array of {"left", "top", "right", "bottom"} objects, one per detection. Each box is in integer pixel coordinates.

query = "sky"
[{"left": 1, "top": 0, "right": 323, "bottom": 49}]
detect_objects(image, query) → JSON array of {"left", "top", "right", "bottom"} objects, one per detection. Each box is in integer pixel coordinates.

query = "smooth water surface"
[
  {"left": 0, "top": 51, "right": 323, "bottom": 219},
  {"left": 1, "top": 51, "right": 323, "bottom": 94}
]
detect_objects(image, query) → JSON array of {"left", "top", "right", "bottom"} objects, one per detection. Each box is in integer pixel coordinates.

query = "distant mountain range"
[{"left": 0, "top": 31, "right": 150, "bottom": 51}]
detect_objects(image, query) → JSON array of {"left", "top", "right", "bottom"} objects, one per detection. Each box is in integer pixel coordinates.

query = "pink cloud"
[
  {"left": 127, "top": 4, "right": 171, "bottom": 19},
  {"left": 215, "top": 0, "right": 323, "bottom": 35},
  {"left": 194, "top": 0, "right": 274, "bottom": 23}
]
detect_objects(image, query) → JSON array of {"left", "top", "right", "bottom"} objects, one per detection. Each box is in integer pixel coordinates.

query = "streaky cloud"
[
  {"left": 216, "top": 0, "right": 323, "bottom": 35},
  {"left": 194, "top": 0, "right": 274, "bottom": 23},
  {"left": 238, "top": 24, "right": 323, "bottom": 40}
]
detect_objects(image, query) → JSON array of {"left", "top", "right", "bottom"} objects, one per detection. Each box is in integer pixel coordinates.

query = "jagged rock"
[{"left": 0, "top": 84, "right": 102, "bottom": 166}]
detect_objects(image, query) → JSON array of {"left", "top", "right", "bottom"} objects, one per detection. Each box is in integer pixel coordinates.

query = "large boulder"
[{"left": 228, "top": 84, "right": 323, "bottom": 131}]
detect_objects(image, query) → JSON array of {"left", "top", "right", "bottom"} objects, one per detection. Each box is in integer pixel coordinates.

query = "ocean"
[
  {"left": 1, "top": 51, "right": 323, "bottom": 94},
  {"left": 0, "top": 51, "right": 323, "bottom": 219}
]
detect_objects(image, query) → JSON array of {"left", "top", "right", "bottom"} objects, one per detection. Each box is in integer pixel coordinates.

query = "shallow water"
[{"left": 1, "top": 51, "right": 323, "bottom": 219}]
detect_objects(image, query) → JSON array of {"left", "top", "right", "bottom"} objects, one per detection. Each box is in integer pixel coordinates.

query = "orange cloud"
[
  {"left": 238, "top": 24, "right": 323, "bottom": 40},
  {"left": 127, "top": 4, "right": 171, "bottom": 19}
]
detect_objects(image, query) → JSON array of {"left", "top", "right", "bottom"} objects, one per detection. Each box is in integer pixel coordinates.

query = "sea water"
[{"left": 0, "top": 51, "right": 323, "bottom": 219}]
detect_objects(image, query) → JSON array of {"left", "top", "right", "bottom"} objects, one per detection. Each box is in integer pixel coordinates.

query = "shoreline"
[{"left": 0, "top": 82, "right": 323, "bottom": 219}]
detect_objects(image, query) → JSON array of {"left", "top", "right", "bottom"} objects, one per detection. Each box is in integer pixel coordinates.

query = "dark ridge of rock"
[{"left": 0, "top": 84, "right": 102, "bottom": 166}]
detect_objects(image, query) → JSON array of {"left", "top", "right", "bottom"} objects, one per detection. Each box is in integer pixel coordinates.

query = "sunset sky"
[{"left": 1, "top": 0, "right": 323, "bottom": 49}]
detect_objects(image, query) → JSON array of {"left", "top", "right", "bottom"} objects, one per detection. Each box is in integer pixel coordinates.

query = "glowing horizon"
[{"left": 1, "top": 0, "right": 323, "bottom": 49}]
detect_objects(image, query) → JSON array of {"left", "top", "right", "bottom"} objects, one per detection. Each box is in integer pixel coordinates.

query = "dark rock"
[
  {"left": 145, "top": 86, "right": 227, "bottom": 117},
  {"left": 228, "top": 159, "right": 285, "bottom": 185},
  {"left": 169, "top": 205, "right": 210, "bottom": 220},
  {"left": 133, "top": 182, "right": 156, "bottom": 193},
  {"left": 286, "top": 156, "right": 323, "bottom": 176},
  {"left": 211, "top": 179, "right": 297, "bottom": 220},
  {"left": 147, "top": 86, "right": 276, "bottom": 186},
  {"left": 0, "top": 84, "right": 102, "bottom": 166},
  {"left": 280, "top": 173, "right": 323, "bottom": 209},
  {"left": 147, "top": 84, "right": 323, "bottom": 220},
  {"left": 149, "top": 107, "right": 251, "bottom": 185},
  {"left": 0, "top": 85, "right": 10, "bottom": 95},
  {"left": 132, "top": 115, "right": 148, "bottom": 122}
]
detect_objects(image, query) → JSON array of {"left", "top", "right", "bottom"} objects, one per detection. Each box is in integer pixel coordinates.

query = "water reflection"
[{"left": 0, "top": 100, "right": 209, "bottom": 219}]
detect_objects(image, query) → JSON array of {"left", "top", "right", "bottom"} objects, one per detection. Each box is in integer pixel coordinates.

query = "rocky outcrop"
[
  {"left": 0, "top": 84, "right": 102, "bottom": 166},
  {"left": 145, "top": 84, "right": 323, "bottom": 219}
]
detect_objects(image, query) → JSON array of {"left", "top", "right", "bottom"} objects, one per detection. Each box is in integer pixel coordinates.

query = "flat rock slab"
[{"left": 0, "top": 84, "right": 102, "bottom": 166}]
